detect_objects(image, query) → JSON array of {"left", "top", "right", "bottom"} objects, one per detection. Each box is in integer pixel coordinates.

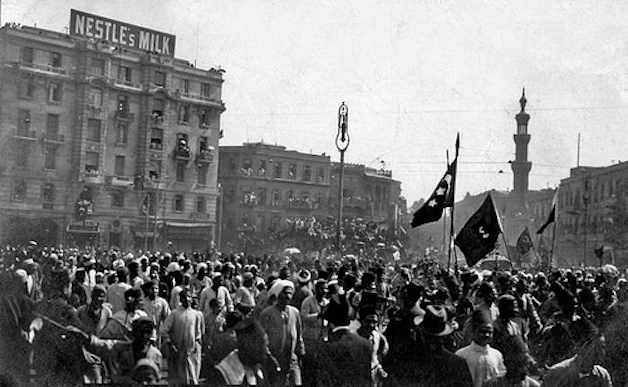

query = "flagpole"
[
  {"left": 550, "top": 212, "right": 557, "bottom": 270},
  {"left": 447, "top": 134, "right": 460, "bottom": 274}
]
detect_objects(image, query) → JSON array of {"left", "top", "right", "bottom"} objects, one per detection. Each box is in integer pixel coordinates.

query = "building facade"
[
  {"left": 218, "top": 142, "right": 331, "bottom": 251},
  {"left": 0, "top": 12, "right": 224, "bottom": 251},
  {"left": 217, "top": 143, "right": 404, "bottom": 252},
  {"left": 556, "top": 163, "right": 628, "bottom": 268}
]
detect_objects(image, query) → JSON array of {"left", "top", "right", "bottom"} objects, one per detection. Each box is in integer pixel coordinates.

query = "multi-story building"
[
  {"left": 556, "top": 163, "right": 628, "bottom": 267},
  {"left": 218, "top": 142, "right": 405, "bottom": 252},
  {"left": 0, "top": 10, "right": 225, "bottom": 251},
  {"left": 218, "top": 142, "right": 331, "bottom": 250},
  {"left": 329, "top": 162, "right": 402, "bottom": 224}
]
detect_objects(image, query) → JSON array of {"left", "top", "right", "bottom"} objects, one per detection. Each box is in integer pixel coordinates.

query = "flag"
[
  {"left": 455, "top": 192, "right": 502, "bottom": 266},
  {"left": 516, "top": 227, "right": 534, "bottom": 267},
  {"left": 411, "top": 158, "right": 457, "bottom": 228},
  {"left": 537, "top": 188, "right": 558, "bottom": 234}
]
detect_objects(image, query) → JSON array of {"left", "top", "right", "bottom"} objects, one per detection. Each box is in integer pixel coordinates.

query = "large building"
[
  {"left": 0, "top": 10, "right": 225, "bottom": 251},
  {"left": 217, "top": 142, "right": 404, "bottom": 252},
  {"left": 218, "top": 142, "right": 331, "bottom": 251},
  {"left": 556, "top": 163, "right": 628, "bottom": 267}
]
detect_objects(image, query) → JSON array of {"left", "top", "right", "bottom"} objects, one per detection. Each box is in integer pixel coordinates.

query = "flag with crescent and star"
[
  {"left": 455, "top": 192, "right": 502, "bottom": 266},
  {"left": 516, "top": 227, "right": 534, "bottom": 267},
  {"left": 411, "top": 158, "right": 457, "bottom": 228}
]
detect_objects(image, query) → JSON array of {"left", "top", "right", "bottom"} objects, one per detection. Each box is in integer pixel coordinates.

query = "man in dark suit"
[
  {"left": 384, "top": 304, "right": 473, "bottom": 387},
  {"left": 318, "top": 286, "right": 372, "bottom": 387}
]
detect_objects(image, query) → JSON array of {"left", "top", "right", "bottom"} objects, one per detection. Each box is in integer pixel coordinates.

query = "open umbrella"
[{"left": 283, "top": 247, "right": 301, "bottom": 256}]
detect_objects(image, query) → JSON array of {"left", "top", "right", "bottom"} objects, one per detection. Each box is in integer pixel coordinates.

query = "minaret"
[{"left": 512, "top": 88, "right": 532, "bottom": 196}]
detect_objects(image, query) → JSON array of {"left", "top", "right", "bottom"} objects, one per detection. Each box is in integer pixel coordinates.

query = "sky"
[{"left": 4, "top": 0, "right": 628, "bottom": 205}]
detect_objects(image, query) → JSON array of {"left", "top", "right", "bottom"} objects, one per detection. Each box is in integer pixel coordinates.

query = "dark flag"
[
  {"left": 411, "top": 158, "right": 457, "bottom": 228},
  {"left": 455, "top": 193, "right": 502, "bottom": 266},
  {"left": 537, "top": 189, "right": 558, "bottom": 234},
  {"left": 516, "top": 227, "right": 534, "bottom": 267}
]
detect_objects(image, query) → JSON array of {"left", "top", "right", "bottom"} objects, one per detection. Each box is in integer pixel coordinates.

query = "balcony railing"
[
  {"left": 115, "top": 111, "right": 135, "bottom": 121},
  {"left": 173, "top": 147, "right": 191, "bottom": 159},
  {"left": 19, "top": 61, "right": 68, "bottom": 76},
  {"left": 196, "top": 150, "right": 214, "bottom": 164},
  {"left": 15, "top": 130, "right": 37, "bottom": 140},
  {"left": 44, "top": 134, "right": 65, "bottom": 144}
]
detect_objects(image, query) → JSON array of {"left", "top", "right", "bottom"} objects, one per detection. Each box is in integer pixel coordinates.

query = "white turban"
[{"left": 268, "top": 280, "right": 295, "bottom": 299}]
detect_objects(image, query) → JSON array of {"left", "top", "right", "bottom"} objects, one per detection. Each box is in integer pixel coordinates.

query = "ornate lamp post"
[{"left": 335, "top": 102, "right": 349, "bottom": 252}]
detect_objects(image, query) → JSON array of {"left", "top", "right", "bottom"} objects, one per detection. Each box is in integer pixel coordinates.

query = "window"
[
  {"left": 154, "top": 71, "right": 166, "bottom": 87},
  {"left": 272, "top": 189, "right": 281, "bottom": 207},
  {"left": 50, "top": 52, "right": 62, "bottom": 68},
  {"left": 85, "top": 151, "right": 99, "bottom": 175},
  {"left": 303, "top": 165, "right": 311, "bottom": 181},
  {"left": 258, "top": 160, "right": 267, "bottom": 176},
  {"left": 174, "top": 194, "right": 184, "bottom": 212},
  {"left": 176, "top": 161, "right": 186, "bottom": 182},
  {"left": 19, "top": 74, "right": 34, "bottom": 99},
  {"left": 242, "top": 159, "right": 252, "bottom": 175},
  {"left": 228, "top": 159, "right": 236, "bottom": 174},
  {"left": 317, "top": 167, "right": 325, "bottom": 183},
  {"left": 22, "top": 47, "right": 34, "bottom": 63},
  {"left": 288, "top": 164, "right": 297, "bottom": 180},
  {"left": 197, "top": 165, "right": 208, "bottom": 185},
  {"left": 148, "top": 160, "right": 162, "bottom": 181},
  {"left": 150, "top": 128, "right": 163, "bottom": 150},
  {"left": 13, "top": 180, "right": 27, "bottom": 201},
  {"left": 44, "top": 145, "right": 56, "bottom": 170},
  {"left": 182, "top": 79, "right": 190, "bottom": 93},
  {"left": 117, "top": 65, "right": 132, "bottom": 82},
  {"left": 17, "top": 109, "right": 31, "bottom": 136},
  {"left": 117, "top": 95, "right": 129, "bottom": 117},
  {"left": 91, "top": 58, "right": 105, "bottom": 76},
  {"left": 46, "top": 114, "right": 59, "bottom": 140},
  {"left": 88, "top": 87, "right": 103, "bottom": 108},
  {"left": 42, "top": 183, "right": 55, "bottom": 209},
  {"left": 116, "top": 122, "right": 128, "bottom": 144},
  {"left": 176, "top": 133, "right": 189, "bottom": 154},
  {"left": 152, "top": 98, "right": 165, "bottom": 118},
  {"left": 196, "top": 196, "right": 206, "bottom": 213},
  {"left": 199, "top": 109, "right": 210, "bottom": 128},
  {"left": 15, "top": 144, "right": 28, "bottom": 167},
  {"left": 257, "top": 188, "right": 267, "bottom": 206},
  {"left": 274, "top": 162, "right": 283, "bottom": 178},
  {"left": 87, "top": 119, "right": 101, "bottom": 142},
  {"left": 114, "top": 155, "right": 125, "bottom": 176},
  {"left": 178, "top": 105, "right": 189, "bottom": 124},
  {"left": 111, "top": 191, "right": 125, "bottom": 208},
  {"left": 201, "top": 83, "right": 211, "bottom": 98},
  {"left": 48, "top": 82, "right": 62, "bottom": 103}
]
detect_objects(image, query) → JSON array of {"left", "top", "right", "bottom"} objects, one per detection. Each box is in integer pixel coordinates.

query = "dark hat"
[
  {"left": 92, "top": 284, "right": 106, "bottom": 295},
  {"left": 140, "top": 281, "right": 155, "bottom": 292},
  {"left": 471, "top": 308, "right": 493, "bottom": 329},
  {"left": 124, "top": 288, "right": 142, "bottom": 301},
  {"left": 418, "top": 305, "right": 454, "bottom": 336},
  {"left": 297, "top": 269, "right": 311, "bottom": 283},
  {"left": 321, "top": 294, "right": 353, "bottom": 327},
  {"left": 497, "top": 294, "right": 518, "bottom": 313}
]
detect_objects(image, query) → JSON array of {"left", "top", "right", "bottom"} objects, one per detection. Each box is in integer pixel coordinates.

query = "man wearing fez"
[{"left": 384, "top": 305, "right": 473, "bottom": 387}]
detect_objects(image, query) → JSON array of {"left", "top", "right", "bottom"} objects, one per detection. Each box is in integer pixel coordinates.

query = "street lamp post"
[
  {"left": 335, "top": 102, "right": 350, "bottom": 252},
  {"left": 217, "top": 183, "right": 223, "bottom": 251}
]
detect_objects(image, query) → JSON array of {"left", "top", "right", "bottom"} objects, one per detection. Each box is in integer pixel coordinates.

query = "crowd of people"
[{"left": 0, "top": 242, "right": 626, "bottom": 386}]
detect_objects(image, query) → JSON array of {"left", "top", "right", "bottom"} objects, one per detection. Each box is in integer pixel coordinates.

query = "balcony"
[
  {"left": 115, "top": 111, "right": 135, "bottom": 121},
  {"left": 83, "top": 169, "right": 103, "bottom": 184},
  {"left": 173, "top": 146, "right": 191, "bottom": 160},
  {"left": 113, "top": 78, "right": 142, "bottom": 90},
  {"left": 87, "top": 105, "right": 103, "bottom": 118},
  {"left": 151, "top": 114, "right": 166, "bottom": 127},
  {"left": 110, "top": 175, "right": 134, "bottom": 188},
  {"left": 44, "top": 134, "right": 65, "bottom": 144},
  {"left": 18, "top": 61, "right": 68, "bottom": 77},
  {"left": 14, "top": 130, "right": 37, "bottom": 140},
  {"left": 196, "top": 148, "right": 215, "bottom": 164}
]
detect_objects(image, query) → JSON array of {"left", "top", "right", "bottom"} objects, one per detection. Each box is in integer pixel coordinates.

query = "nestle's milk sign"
[{"left": 70, "top": 9, "right": 176, "bottom": 57}]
